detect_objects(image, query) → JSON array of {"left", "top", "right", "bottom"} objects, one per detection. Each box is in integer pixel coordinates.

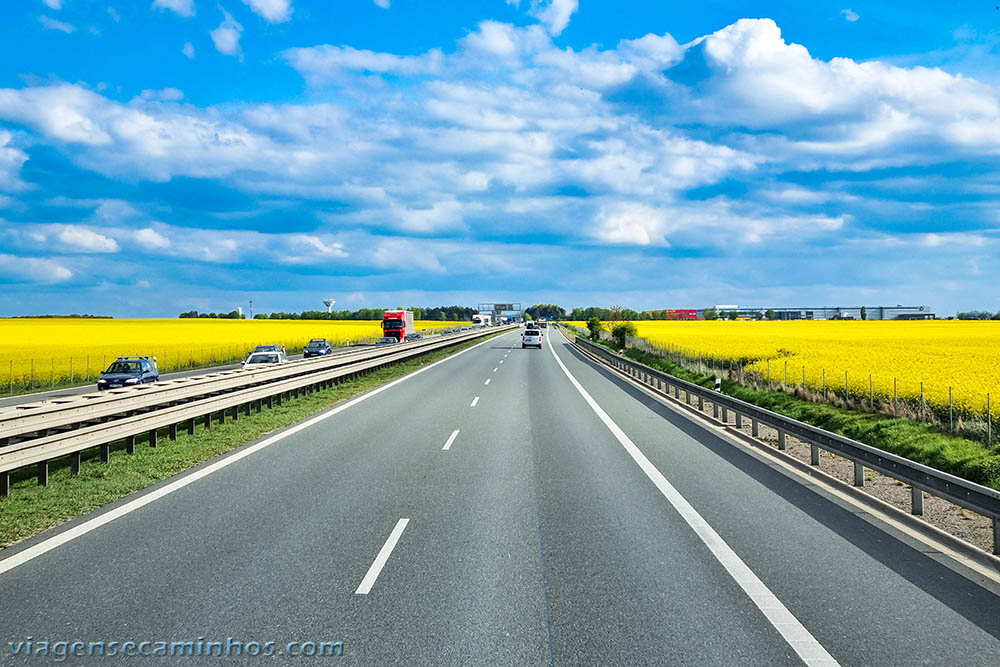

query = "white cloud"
[
  {"left": 282, "top": 45, "right": 443, "bottom": 85},
  {"left": 594, "top": 202, "right": 669, "bottom": 246},
  {"left": 210, "top": 9, "right": 243, "bottom": 57},
  {"left": 43, "top": 0, "right": 63, "bottom": 9},
  {"left": 3, "top": 16, "right": 1000, "bottom": 262},
  {"left": 372, "top": 0, "right": 390, "bottom": 8},
  {"left": 531, "top": 0, "right": 578, "bottom": 36},
  {"left": 0, "top": 131, "right": 28, "bottom": 192},
  {"left": 135, "top": 228, "right": 171, "bottom": 249},
  {"left": 242, "top": 0, "right": 292, "bottom": 23},
  {"left": 841, "top": 9, "right": 859, "bottom": 22},
  {"left": 39, "top": 16, "right": 75, "bottom": 33},
  {"left": 137, "top": 88, "right": 184, "bottom": 101},
  {"left": 181, "top": 41, "right": 195, "bottom": 59},
  {"left": 507, "top": 0, "right": 578, "bottom": 36},
  {"left": 152, "top": 0, "right": 195, "bottom": 17},
  {"left": 0, "top": 254, "right": 72, "bottom": 283},
  {"left": 108, "top": 7, "right": 121, "bottom": 22},
  {"left": 58, "top": 226, "right": 119, "bottom": 253}
]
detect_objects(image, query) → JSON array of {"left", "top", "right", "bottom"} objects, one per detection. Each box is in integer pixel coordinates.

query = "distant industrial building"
[{"left": 704, "top": 305, "right": 934, "bottom": 321}]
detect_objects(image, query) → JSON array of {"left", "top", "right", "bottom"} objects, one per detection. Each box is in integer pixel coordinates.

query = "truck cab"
[{"left": 382, "top": 310, "right": 416, "bottom": 342}]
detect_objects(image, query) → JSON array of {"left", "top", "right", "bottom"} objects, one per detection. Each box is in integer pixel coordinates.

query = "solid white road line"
[
  {"left": 355, "top": 518, "right": 409, "bottom": 595},
  {"left": 484, "top": 378, "right": 491, "bottom": 385},
  {"left": 470, "top": 396, "right": 480, "bottom": 407},
  {"left": 0, "top": 332, "right": 509, "bottom": 577},
  {"left": 442, "top": 429, "right": 460, "bottom": 451},
  {"left": 546, "top": 330, "right": 839, "bottom": 667}
]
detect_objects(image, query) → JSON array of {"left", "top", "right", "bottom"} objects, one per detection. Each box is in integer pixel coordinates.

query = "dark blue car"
[
  {"left": 303, "top": 339, "right": 333, "bottom": 357},
  {"left": 97, "top": 357, "right": 159, "bottom": 390}
]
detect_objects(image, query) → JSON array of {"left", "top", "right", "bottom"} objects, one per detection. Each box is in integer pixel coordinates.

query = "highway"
[
  {"left": 0, "top": 345, "right": 369, "bottom": 408},
  {"left": 1, "top": 327, "right": 999, "bottom": 665}
]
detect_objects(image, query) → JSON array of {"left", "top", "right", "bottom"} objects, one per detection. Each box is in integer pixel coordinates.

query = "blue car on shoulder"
[{"left": 97, "top": 356, "right": 159, "bottom": 390}]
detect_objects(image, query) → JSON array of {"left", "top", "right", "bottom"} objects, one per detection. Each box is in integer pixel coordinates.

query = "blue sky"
[{"left": 1, "top": 0, "right": 999, "bottom": 316}]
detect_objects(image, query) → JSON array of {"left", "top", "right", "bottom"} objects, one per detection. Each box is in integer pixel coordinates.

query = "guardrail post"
[
  {"left": 267, "top": 396, "right": 273, "bottom": 409},
  {"left": 721, "top": 406, "right": 728, "bottom": 423},
  {"left": 698, "top": 395, "right": 704, "bottom": 410},
  {"left": 232, "top": 406, "right": 239, "bottom": 421},
  {"left": 37, "top": 461, "right": 48, "bottom": 486},
  {"left": 126, "top": 435, "right": 136, "bottom": 455},
  {"left": 853, "top": 462, "right": 865, "bottom": 487},
  {"left": 71, "top": 452, "right": 81, "bottom": 475},
  {"left": 752, "top": 419, "right": 759, "bottom": 437},
  {"left": 149, "top": 429, "right": 158, "bottom": 448},
  {"left": 810, "top": 443, "right": 819, "bottom": 464},
  {"left": 779, "top": 430, "right": 788, "bottom": 451},
  {"left": 276, "top": 392, "right": 283, "bottom": 406},
  {"left": 994, "top": 519, "right": 999, "bottom": 556},
  {"left": 0, "top": 471, "right": 8, "bottom": 497},
  {"left": 100, "top": 444, "right": 110, "bottom": 463},
  {"left": 187, "top": 417, "right": 196, "bottom": 435},
  {"left": 713, "top": 402, "right": 719, "bottom": 419},
  {"left": 169, "top": 423, "right": 178, "bottom": 441},
  {"left": 735, "top": 413, "right": 743, "bottom": 428},
  {"left": 911, "top": 487, "right": 924, "bottom": 515}
]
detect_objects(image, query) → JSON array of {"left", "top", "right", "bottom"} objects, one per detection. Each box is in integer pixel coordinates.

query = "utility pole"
[{"left": 249, "top": 300, "right": 253, "bottom": 320}]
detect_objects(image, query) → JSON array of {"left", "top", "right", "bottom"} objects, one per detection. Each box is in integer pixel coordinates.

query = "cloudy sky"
[{"left": 0, "top": 1, "right": 998, "bottom": 317}]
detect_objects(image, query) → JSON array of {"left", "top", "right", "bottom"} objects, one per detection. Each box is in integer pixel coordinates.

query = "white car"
[
  {"left": 242, "top": 351, "right": 288, "bottom": 368},
  {"left": 522, "top": 329, "right": 543, "bottom": 349}
]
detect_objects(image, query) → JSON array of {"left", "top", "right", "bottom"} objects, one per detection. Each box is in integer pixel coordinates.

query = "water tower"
[{"left": 323, "top": 299, "right": 336, "bottom": 313}]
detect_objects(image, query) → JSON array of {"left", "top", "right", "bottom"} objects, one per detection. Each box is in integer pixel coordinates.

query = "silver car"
[{"left": 242, "top": 351, "right": 288, "bottom": 368}]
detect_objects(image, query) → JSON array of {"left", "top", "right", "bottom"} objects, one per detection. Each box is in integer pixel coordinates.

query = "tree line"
[{"left": 179, "top": 306, "right": 478, "bottom": 321}]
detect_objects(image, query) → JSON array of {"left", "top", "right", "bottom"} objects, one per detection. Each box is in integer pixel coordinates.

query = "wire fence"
[{"left": 624, "top": 336, "right": 998, "bottom": 447}]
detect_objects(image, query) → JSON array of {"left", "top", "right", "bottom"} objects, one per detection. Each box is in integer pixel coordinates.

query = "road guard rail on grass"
[
  {"left": 0, "top": 326, "right": 515, "bottom": 496},
  {"left": 572, "top": 335, "right": 1000, "bottom": 555}
]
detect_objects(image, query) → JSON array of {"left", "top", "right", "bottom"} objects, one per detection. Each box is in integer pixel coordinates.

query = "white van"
[{"left": 522, "top": 329, "right": 543, "bottom": 349}]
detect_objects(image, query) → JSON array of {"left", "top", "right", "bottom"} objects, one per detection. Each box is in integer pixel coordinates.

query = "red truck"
[{"left": 382, "top": 310, "right": 416, "bottom": 342}]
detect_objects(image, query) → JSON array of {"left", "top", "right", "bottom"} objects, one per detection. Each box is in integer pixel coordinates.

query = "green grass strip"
[
  {"left": 0, "top": 334, "right": 501, "bottom": 549},
  {"left": 606, "top": 341, "right": 1000, "bottom": 491}
]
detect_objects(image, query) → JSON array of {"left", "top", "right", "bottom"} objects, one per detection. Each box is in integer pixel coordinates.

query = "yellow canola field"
[
  {"left": 0, "top": 318, "right": 461, "bottom": 391},
  {"left": 571, "top": 320, "right": 1000, "bottom": 417}
]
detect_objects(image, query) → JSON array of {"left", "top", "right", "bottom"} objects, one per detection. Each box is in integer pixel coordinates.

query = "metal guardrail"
[
  {"left": 0, "top": 335, "right": 483, "bottom": 441},
  {"left": 0, "top": 326, "right": 515, "bottom": 496},
  {"left": 572, "top": 336, "right": 1000, "bottom": 555}
]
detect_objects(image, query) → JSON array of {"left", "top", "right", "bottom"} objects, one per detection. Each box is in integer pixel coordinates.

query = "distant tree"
[
  {"left": 753, "top": 311, "right": 764, "bottom": 321},
  {"left": 526, "top": 304, "right": 567, "bottom": 321},
  {"left": 524, "top": 312, "right": 534, "bottom": 321},
  {"left": 703, "top": 309, "right": 718, "bottom": 320},
  {"left": 765, "top": 309, "right": 776, "bottom": 320},
  {"left": 179, "top": 310, "right": 198, "bottom": 318},
  {"left": 253, "top": 313, "right": 268, "bottom": 319},
  {"left": 727, "top": 310, "right": 739, "bottom": 320},
  {"left": 611, "top": 322, "right": 637, "bottom": 349},
  {"left": 586, "top": 317, "right": 603, "bottom": 341},
  {"left": 860, "top": 306, "right": 867, "bottom": 320}
]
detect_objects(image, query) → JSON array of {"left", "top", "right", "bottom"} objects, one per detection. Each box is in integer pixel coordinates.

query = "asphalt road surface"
[{"left": 1, "top": 328, "right": 998, "bottom": 665}]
